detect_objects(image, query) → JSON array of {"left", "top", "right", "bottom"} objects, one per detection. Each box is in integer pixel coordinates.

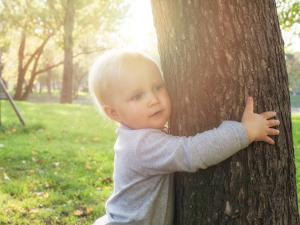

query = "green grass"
[
  {"left": 0, "top": 101, "right": 299, "bottom": 224},
  {"left": 0, "top": 101, "right": 116, "bottom": 225},
  {"left": 294, "top": 115, "right": 300, "bottom": 205}
]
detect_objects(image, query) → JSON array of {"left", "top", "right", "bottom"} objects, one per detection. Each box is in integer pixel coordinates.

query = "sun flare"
[{"left": 118, "top": 0, "right": 157, "bottom": 52}]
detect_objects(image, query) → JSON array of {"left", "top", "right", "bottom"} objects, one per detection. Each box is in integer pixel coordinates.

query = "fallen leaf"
[
  {"left": 43, "top": 192, "right": 49, "bottom": 198},
  {"left": 32, "top": 151, "right": 37, "bottom": 155},
  {"left": 96, "top": 187, "right": 102, "bottom": 191},
  {"left": 29, "top": 208, "right": 39, "bottom": 214},
  {"left": 101, "top": 177, "right": 113, "bottom": 184},
  {"left": 85, "top": 163, "right": 92, "bottom": 170},
  {"left": 73, "top": 209, "right": 84, "bottom": 217},
  {"left": 28, "top": 170, "right": 35, "bottom": 175},
  {"left": 86, "top": 207, "right": 93, "bottom": 215},
  {"left": 37, "top": 159, "right": 44, "bottom": 165},
  {"left": 92, "top": 137, "right": 100, "bottom": 142},
  {"left": 45, "top": 182, "right": 50, "bottom": 188},
  {"left": 34, "top": 192, "right": 49, "bottom": 198},
  {"left": 8, "top": 205, "right": 25, "bottom": 213},
  {"left": 3, "top": 172, "right": 10, "bottom": 180}
]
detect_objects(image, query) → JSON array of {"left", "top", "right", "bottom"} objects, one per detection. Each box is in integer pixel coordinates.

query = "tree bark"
[
  {"left": 60, "top": 0, "right": 75, "bottom": 103},
  {"left": 151, "top": 0, "right": 299, "bottom": 224}
]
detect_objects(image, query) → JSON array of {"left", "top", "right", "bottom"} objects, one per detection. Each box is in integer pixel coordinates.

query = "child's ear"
[{"left": 103, "top": 105, "right": 120, "bottom": 122}]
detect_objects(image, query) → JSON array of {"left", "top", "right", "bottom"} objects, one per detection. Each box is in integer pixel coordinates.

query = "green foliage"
[
  {"left": 43, "top": 0, "right": 129, "bottom": 49},
  {"left": 277, "top": 0, "right": 300, "bottom": 32},
  {"left": 0, "top": 0, "right": 57, "bottom": 38},
  {"left": 0, "top": 0, "right": 129, "bottom": 100}
]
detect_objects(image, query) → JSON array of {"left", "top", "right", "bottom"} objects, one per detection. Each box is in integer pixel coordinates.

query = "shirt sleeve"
[{"left": 134, "top": 120, "right": 250, "bottom": 175}]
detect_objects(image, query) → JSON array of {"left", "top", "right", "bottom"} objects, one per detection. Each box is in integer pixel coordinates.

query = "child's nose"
[{"left": 147, "top": 92, "right": 159, "bottom": 106}]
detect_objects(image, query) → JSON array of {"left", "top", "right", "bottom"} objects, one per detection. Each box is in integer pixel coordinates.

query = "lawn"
[
  {"left": 0, "top": 101, "right": 299, "bottom": 224},
  {"left": 0, "top": 101, "right": 116, "bottom": 225}
]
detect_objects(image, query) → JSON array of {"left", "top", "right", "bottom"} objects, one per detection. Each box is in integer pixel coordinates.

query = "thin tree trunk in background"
[
  {"left": 21, "top": 46, "right": 43, "bottom": 100},
  {"left": 151, "top": 0, "right": 299, "bottom": 224},
  {"left": 14, "top": 31, "right": 26, "bottom": 100},
  {"left": 46, "top": 67, "right": 52, "bottom": 96},
  {"left": 14, "top": 33, "right": 51, "bottom": 100},
  {"left": 60, "top": 0, "right": 74, "bottom": 103}
]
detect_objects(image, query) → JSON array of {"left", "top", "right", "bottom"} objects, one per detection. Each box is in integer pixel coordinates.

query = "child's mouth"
[{"left": 150, "top": 110, "right": 163, "bottom": 117}]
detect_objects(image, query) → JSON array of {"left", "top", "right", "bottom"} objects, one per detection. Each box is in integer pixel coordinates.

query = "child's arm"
[
  {"left": 134, "top": 96, "right": 279, "bottom": 175},
  {"left": 135, "top": 121, "right": 248, "bottom": 175}
]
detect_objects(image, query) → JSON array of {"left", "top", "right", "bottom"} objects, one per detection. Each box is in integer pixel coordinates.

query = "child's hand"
[{"left": 241, "top": 96, "right": 280, "bottom": 144}]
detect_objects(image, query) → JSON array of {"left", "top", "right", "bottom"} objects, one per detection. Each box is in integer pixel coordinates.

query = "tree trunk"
[
  {"left": 14, "top": 33, "right": 51, "bottom": 100},
  {"left": 151, "top": 0, "right": 299, "bottom": 224},
  {"left": 14, "top": 31, "right": 26, "bottom": 99},
  {"left": 21, "top": 47, "right": 43, "bottom": 100},
  {"left": 46, "top": 67, "right": 52, "bottom": 96},
  {"left": 60, "top": 0, "right": 74, "bottom": 103}
]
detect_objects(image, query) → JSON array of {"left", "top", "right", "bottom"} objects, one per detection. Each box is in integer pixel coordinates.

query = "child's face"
[{"left": 106, "top": 60, "right": 171, "bottom": 130}]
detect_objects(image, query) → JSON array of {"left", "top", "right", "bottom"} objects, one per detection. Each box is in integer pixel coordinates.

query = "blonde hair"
[{"left": 88, "top": 49, "right": 162, "bottom": 114}]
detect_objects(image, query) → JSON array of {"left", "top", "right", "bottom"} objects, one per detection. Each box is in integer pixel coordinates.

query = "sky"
[
  {"left": 120, "top": 0, "right": 300, "bottom": 53},
  {"left": 282, "top": 24, "right": 300, "bottom": 52},
  {"left": 118, "top": 0, "right": 157, "bottom": 53}
]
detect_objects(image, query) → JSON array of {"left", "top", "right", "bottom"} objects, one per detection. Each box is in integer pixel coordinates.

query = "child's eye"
[
  {"left": 131, "top": 93, "right": 143, "bottom": 101},
  {"left": 155, "top": 84, "right": 164, "bottom": 91}
]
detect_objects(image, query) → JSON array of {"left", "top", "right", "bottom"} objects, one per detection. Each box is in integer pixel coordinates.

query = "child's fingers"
[
  {"left": 260, "top": 111, "right": 276, "bottom": 119},
  {"left": 267, "top": 119, "right": 280, "bottom": 127},
  {"left": 264, "top": 136, "right": 275, "bottom": 145},
  {"left": 244, "top": 96, "right": 254, "bottom": 113},
  {"left": 267, "top": 128, "right": 280, "bottom": 136}
]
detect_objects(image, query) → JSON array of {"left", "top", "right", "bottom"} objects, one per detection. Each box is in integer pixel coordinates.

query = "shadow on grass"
[{"left": 0, "top": 123, "right": 45, "bottom": 134}]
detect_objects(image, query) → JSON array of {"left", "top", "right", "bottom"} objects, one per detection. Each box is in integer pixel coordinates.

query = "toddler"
[{"left": 89, "top": 49, "right": 280, "bottom": 225}]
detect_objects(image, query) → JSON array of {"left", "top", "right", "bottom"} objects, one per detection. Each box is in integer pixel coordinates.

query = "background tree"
[
  {"left": 60, "top": 0, "right": 75, "bottom": 103},
  {"left": 286, "top": 52, "right": 300, "bottom": 93},
  {"left": 0, "top": 0, "right": 56, "bottom": 100},
  {"left": 50, "top": 0, "right": 128, "bottom": 103},
  {"left": 0, "top": 0, "right": 128, "bottom": 101},
  {"left": 151, "top": 0, "right": 299, "bottom": 224}
]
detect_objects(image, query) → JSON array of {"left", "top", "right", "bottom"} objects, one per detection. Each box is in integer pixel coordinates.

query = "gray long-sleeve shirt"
[{"left": 93, "top": 121, "right": 250, "bottom": 225}]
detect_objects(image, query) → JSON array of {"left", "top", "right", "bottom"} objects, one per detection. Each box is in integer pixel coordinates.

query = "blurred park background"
[{"left": 0, "top": 0, "right": 300, "bottom": 224}]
